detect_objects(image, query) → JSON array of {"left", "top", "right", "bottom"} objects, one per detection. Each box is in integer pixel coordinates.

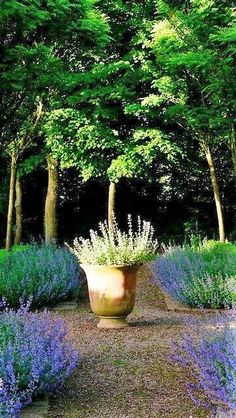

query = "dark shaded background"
[{"left": 0, "top": 144, "right": 235, "bottom": 246}]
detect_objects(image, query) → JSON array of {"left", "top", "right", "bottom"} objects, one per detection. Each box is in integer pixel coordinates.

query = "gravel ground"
[{"left": 47, "top": 268, "right": 212, "bottom": 418}]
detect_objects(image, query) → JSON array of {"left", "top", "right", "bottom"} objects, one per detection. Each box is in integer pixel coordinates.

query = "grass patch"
[{"left": 0, "top": 245, "right": 29, "bottom": 263}]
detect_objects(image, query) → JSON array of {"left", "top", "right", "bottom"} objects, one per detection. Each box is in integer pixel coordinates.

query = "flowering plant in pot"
[{"left": 72, "top": 216, "right": 157, "bottom": 329}]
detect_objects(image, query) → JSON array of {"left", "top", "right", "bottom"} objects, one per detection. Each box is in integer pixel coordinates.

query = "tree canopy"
[{"left": 0, "top": 0, "right": 235, "bottom": 245}]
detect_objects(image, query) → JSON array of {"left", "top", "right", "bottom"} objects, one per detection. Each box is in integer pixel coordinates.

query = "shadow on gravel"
[{"left": 129, "top": 316, "right": 184, "bottom": 327}]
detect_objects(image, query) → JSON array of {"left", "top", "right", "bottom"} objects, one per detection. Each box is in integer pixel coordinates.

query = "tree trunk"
[
  {"left": 14, "top": 174, "right": 23, "bottom": 245},
  {"left": 44, "top": 155, "right": 59, "bottom": 244},
  {"left": 108, "top": 181, "right": 116, "bottom": 230},
  {"left": 6, "top": 154, "right": 17, "bottom": 251},
  {"left": 232, "top": 146, "right": 236, "bottom": 175},
  {"left": 230, "top": 124, "right": 236, "bottom": 175},
  {"left": 203, "top": 144, "right": 225, "bottom": 243}
]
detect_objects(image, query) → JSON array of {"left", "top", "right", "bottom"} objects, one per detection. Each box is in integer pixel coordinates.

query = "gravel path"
[{"left": 47, "top": 268, "right": 212, "bottom": 418}]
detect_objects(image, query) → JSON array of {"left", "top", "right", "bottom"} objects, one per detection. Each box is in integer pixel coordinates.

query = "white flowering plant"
[{"left": 72, "top": 215, "right": 158, "bottom": 266}]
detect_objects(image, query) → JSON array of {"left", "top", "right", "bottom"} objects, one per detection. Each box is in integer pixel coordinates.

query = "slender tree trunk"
[
  {"left": 44, "top": 155, "right": 59, "bottom": 244},
  {"left": 14, "top": 174, "right": 23, "bottom": 245},
  {"left": 230, "top": 124, "right": 236, "bottom": 175},
  {"left": 108, "top": 181, "right": 116, "bottom": 230},
  {"left": 203, "top": 143, "right": 225, "bottom": 243},
  {"left": 231, "top": 146, "right": 236, "bottom": 175},
  {"left": 6, "top": 154, "right": 17, "bottom": 251}
]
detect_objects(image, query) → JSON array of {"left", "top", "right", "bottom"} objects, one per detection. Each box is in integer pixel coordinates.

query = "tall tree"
[
  {"left": 135, "top": 0, "right": 235, "bottom": 241},
  {"left": 1, "top": 0, "right": 110, "bottom": 246},
  {"left": 4, "top": 100, "right": 43, "bottom": 250},
  {"left": 42, "top": 0, "right": 180, "bottom": 228}
]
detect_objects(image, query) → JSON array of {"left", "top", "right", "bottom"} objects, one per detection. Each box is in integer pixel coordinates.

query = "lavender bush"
[
  {"left": 0, "top": 244, "right": 81, "bottom": 308},
  {"left": 0, "top": 306, "right": 79, "bottom": 418},
  {"left": 152, "top": 241, "right": 236, "bottom": 308},
  {"left": 174, "top": 313, "right": 236, "bottom": 415}
]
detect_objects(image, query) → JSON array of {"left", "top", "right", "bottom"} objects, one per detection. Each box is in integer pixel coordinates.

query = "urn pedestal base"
[{"left": 97, "top": 316, "right": 128, "bottom": 329}]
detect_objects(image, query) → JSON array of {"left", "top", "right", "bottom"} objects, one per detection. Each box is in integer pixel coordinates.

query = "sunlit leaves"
[
  {"left": 148, "top": 0, "right": 236, "bottom": 144},
  {"left": 0, "top": 0, "right": 111, "bottom": 147},
  {"left": 42, "top": 108, "right": 119, "bottom": 180},
  {"left": 108, "top": 129, "right": 181, "bottom": 182}
]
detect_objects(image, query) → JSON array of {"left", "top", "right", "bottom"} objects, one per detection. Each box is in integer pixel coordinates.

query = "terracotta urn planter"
[{"left": 81, "top": 264, "right": 142, "bottom": 329}]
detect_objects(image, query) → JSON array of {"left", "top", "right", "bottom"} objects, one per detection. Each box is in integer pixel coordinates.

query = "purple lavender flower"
[
  {"left": 151, "top": 243, "right": 236, "bottom": 308},
  {"left": 173, "top": 313, "right": 236, "bottom": 414},
  {"left": 0, "top": 306, "right": 80, "bottom": 418},
  {"left": 0, "top": 244, "right": 81, "bottom": 309}
]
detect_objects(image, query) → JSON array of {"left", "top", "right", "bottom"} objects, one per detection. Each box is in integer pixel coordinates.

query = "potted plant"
[{"left": 71, "top": 216, "right": 157, "bottom": 329}]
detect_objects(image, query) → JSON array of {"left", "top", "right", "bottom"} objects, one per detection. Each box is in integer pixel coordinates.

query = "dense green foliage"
[
  {"left": 154, "top": 240, "right": 236, "bottom": 308},
  {"left": 42, "top": 0, "right": 181, "bottom": 184},
  {"left": 0, "top": 0, "right": 109, "bottom": 142},
  {"left": 143, "top": 0, "right": 236, "bottom": 141},
  {"left": 0, "top": 0, "right": 235, "bottom": 243}
]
